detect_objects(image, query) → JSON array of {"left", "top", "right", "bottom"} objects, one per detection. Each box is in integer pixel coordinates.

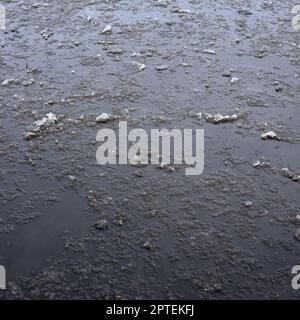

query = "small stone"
[
  {"left": 292, "top": 175, "right": 300, "bottom": 182},
  {"left": 222, "top": 71, "right": 232, "bottom": 77},
  {"left": 294, "top": 228, "right": 300, "bottom": 242},
  {"left": 108, "top": 48, "right": 123, "bottom": 55},
  {"left": 134, "top": 169, "right": 144, "bottom": 177},
  {"left": 159, "top": 163, "right": 175, "bottom": 172},
  {"left": 244, "top": 201, "right": 253, "bottom": 208},
  {"left": 24, "top": 132, "right": 37, "bottom": 141},
  {"left": 143, "top": 241, "right": 154, "bottom": 251},
  {"left": 94, "top": 219, "right": 109, "bottom": 230},
  {"left": 156, "top": 65, "right": 169, "bottom": 71},
  {"left": 282, "top": 168, "right": 292, "bottom": 177}
]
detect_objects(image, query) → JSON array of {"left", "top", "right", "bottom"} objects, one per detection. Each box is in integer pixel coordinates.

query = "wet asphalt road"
[{"left": 0, "top": 0, "right": 300, "bottom": 299}]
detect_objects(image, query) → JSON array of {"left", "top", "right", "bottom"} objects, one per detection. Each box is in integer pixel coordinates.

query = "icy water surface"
[{"left": 0, "top": 0, "right": 299, "bottom": 299}]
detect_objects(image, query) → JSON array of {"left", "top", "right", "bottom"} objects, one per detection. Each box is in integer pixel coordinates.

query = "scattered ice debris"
[
  {"left": 197, "top": 112, "right": 239, "bottom": 124},
  {"left": 24, "top": 113, "right": 58, "bottom": 140},
  {"left": 156, "top": 65, "right": 169, "bottom": 71},
  {"left": 281, "top": 168, "right": 300, "bottom": 183},
  {"left": 282, "top": 168, "right": 292, "bottom": 177},
  {"left": 244, "top": 201, "right": 253, "bottom": 208},
  {"left": 34, "top": 112, "right": 57, "bottom": 130},
  {"left": 230, "top": 77, "right": 239, "bottom": 84},
  {"left": 101, "top": 25, "right": 112, "bottom": 34},
  {"left": 295, "top": 228, "right": 300, "bottom": 242},
  {"left": 2, "top": 78, "right": 17, "bottom": 86},
  {"left": 22, "top": 79, "right": 35, "bottom": 86},
  {"left": 261, "top": 131, "right": 279, "bottom": 140},
  {"left": 131, "top": 61, "right": 146, "bottom": 71},
  {"left": 203, "top": 49, "right": 216, "bottom": 55},
  {"left": 94, "top": 219, "right": 109, "bottom": 230},
  {"left": 95, "top": 113, "right": 113, "bottom": 123}
]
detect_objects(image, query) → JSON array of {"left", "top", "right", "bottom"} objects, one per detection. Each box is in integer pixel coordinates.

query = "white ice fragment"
[
  {"left": 131, "top": 61, "right": 146, "bottom": 71},
  {"left": 202, "top": 112, "right": 239, "bottom": 124},
  {"left": 253, "top": 160, "right": 270, "bottom": 168},
  {"left": 203, "top": 49, "right": 216, "bottom": 55},
  {"left": 101, "top": 25, "right": 112, "bottom": 34},
  {"left": 261, "top": 131, "right": 278, "bottom": 140},
  {"left": 230, "top": 77, "right": 239, "bottom": 84},
  {"left": 34, "top": 112, "right": 57, "bottom": 129},
  {"left": 2, "top": 78, "right": 17, "bottom": 86},
  {"left": 96, "top": 113, "right": 112, "bottom": 123},
  {"left": 244, "top": 201, "right": 253, "bottom": 207}
]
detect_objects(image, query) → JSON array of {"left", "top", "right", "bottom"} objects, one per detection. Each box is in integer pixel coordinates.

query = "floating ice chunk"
[
  {"left": 156, "top": 65, "right": 169, "bottom": 71},
  {"left": 244, "top": 201, "right": 253, "bottom": 207},
  {"left": 34, "top": 112, "right": 57, "bottom": 129},
  {"left": 253, "top": 160, "right": 270, "bottom": 168},
  {"left": 261, "top": 131, "right": 278, "bottom": 140},
  {"left": 101, "top": 25, "right": 112, "bottom": 34},
  {"left": 292, "top": 175, "right": 300, "bottom": 182},
  {"left": 22, "top": 79, "right": 35, "bottom": 86},
  {"left": 2, "top": 78, "right": 17, "bottom": 86},
  {"left": 203, "top": 49, "right": 216, "bottom": 55},
  {"left": 131, "top": 61, "right": 146, "bottom": 71},
  {"left": 201, "top": 112, "right": 239, "bottom": 124},
  {"left": 94, "top": 219, "right": 109, "bottom": 230},
  {"left": 96, "top": 113, "right": 112, "bottom": 123},
  {"left": 69, "top": 175, "right": 77, "bottom": 182},
  {"left": 24, "top": 113, "right": 57, "bottom": 140},
  {"left": 230, "top": 77, "right": 239, "bottom": 84}
]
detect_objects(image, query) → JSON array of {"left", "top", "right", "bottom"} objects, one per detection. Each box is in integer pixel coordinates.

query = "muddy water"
[{"left": 0, "top": 0, "right": 299, "bottom": 299}]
